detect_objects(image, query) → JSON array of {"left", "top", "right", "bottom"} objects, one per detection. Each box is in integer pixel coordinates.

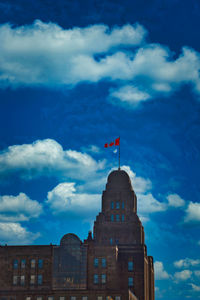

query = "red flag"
[
  {"left": 115, "top": 137, "right": 120, "bottom": 146},
  {"left": 104, "top": 137, "right": 120, "bottom": 148}
]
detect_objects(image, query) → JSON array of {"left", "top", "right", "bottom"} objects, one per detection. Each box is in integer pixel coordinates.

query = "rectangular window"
[
  {"left": 70, "top": 297, "right": 76, "bottom": 300},
  {"left": 13, "top": 259, "right": 18, "bottom": 269},
  {"left": 110, "top": 238, "right": 113, "bottom": 245},
  {"left": 30, "top": 275, "right": 35, "bottom": 285},
  {"left": 111, "top": 214, "right": 114, "bottom": 222},
  {"left": 94, "top": 258, "right": 98, "bottom": 267},
  {"left": 38, "top": 259, "right": 43, "bottom": 269},
  {"left": 20, "top": 275, "right": 25, "bottom": 286},
  {"left": 21, "top": 259, "right": 26, "bottom": 269},
  {"left": 116, "top": 214, "right": 120, "bottom": 222},
  {"left": 116, "top": 201, "right": 120, "bottom": 209},
  {"left": 128, "top": 261, "right": 133, "bottom": 271},
  {"left": 13, "top": 275, "right": 18, "bottom": 285},
  {"left": 102, "top": 258, "right": 106, "bottom": 268},
  {"left": 26, "top": 297, "right": 31, "bottom": 300},
  {"left": 38, "top": 274, "right": 43, "bottom": 285},
  {"left": 82, "top": 297, "right": 88, "bottom": 300},
  {"left": 101, "top": 274, "right": 106, "bottom": 284},
  {"left": 59, "top": 297, "right": 65, "bottom": 300},
  {"left": 94, "top": 274, "right": 98, "bottom": 284},
  {"left": 110, "top": 201, "right": 114, "bottom": 209},
  {"left": 31, "top": 259, "right": 36, "bottom": 268},
  {"left": 122, "top": 214, "right": 125, "bottom": 222},
  {"left": 97, "top": 297, "right": 103, "bottom": 300},
  {"left": 122, "top": 202, "right": 125, "bottom": 209},
  {"left": 36, "top": 297, "right": 42, "bottom": 300},
  {"left": 48, "top": 297, "right": 54, "bottom": 300},
  {"left": 128, "top": 277, "right": 133, "bottom": 286},
  {"left": 115, "top": 297, "right": 121, "bottom": 300}
]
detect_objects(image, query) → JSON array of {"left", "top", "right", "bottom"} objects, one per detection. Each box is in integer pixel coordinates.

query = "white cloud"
[
  {"left": 0, "top": 139, "right": 105, "bottom": 180},
  {"left": 167, "top": 194, "right": 185, "bottom": 207},
  {"left": 174, "top": 258, "right": 200, "bottom": 268},
  {"left": 109, "top": 85, "right": 151, "bottom": 104},
  {"left": 0, "top": 222, "right": 40, "bottom": 245},
  {"left": 184, "top": 202, "right": 200, "bottom": 223},
  {"left": 138, "top": 193, "right": 167, "bottom": 214},
  {"left": 0, "top": 193, "right": 43, "bottom": 222},
  {"left": 46, "top": 182, "right": 101, "bottom": 215},
  {"left": 174, "top": 270, "right": 192, "bottom": 281},
  {"left": 0, "top": 21, "right": 200, "bottom": 106},
  {"left": 190, "top": 283, "right": 200, "bottom": 291},
  {"left": 154, "top": 261, "right": 170, "bottom": 280},
  {"left": 0, "top": 21, "right": 145, "bottom": 86}
]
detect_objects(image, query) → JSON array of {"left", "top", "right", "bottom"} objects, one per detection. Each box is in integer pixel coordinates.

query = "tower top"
[{"left": 106, "top": 169, "right": 132, "bottom": 191}]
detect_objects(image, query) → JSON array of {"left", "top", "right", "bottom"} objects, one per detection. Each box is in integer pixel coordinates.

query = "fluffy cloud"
[
  {"left": 190, "top": 283, "right": 200, "bottom": 291},
  {"left": 137, "top": 193, "right": 167, "bottom": 214},
  {"left": 184, "top": 202, "right": 200, "bottom": 223},
  {"left": 174, "top": 270, "right": 192, "bottom": 281},
  {"left": 174, "top": 258, "right": 200, "bottom": 268},
  {"left": 0, "top": 21, "right": 200, "bottom": 106},
  {"left": 0, "top": 193, "right": 42, "bottom": 222},
  {"left": 0, "top": 21, "right": 145, "bottom": 86},
  {"left": 46, "top": 182, "right": 101, "bottom": 215},
  {"left": 0, "top": 222, "right": 40, "bottom": 245},
  {"left": 154, "top": 261, "right": 170, "bottom": 280},
  {"left": 167, "top": 194, "right": 185, "bottom": 208},
  {"left": 0, "top": 139, "right": 105, "bottom": 180}
]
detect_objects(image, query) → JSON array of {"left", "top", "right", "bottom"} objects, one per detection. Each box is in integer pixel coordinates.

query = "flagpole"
[{"left": 118, "top": 137, "right": 120, "bottom": 170}]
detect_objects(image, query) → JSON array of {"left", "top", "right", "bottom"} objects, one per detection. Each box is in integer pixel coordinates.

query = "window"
[
  {"left": 36, "top": 297, "right": 42, "bottom": 300},
  {"left": 13, "top": 275, "right": 18, "bottom": 285},
  {"left": 82, "top": 297, "right": 88, "bottom": 300},
  {"left": 122, "top": 214, "right": 125, "bottom": 222},
  {"left": 94, "top": 258, "right": 98, "bottom": 268},
  {"left": 26, "top": 297, "right": 31, "bottom": 300},
  {"left": 116, "top": 201, "right": 120, "bottom": 209},
  {"left": 94, "top": 274, "right": 98, "bottom": 284},
  {"left": 30, "top": 275, "right": 35, "bottom": 285},
  {"left": 70, "top": 297, "right": 76, "bottom": 300},
  {"left": 115, "top": 297, "right": 121, "bottom": 300},
  {"left": 110, "top": 201, "right": 114, "bottom": 209},
  {"left": 31, "top": 259, "right": 36, "bottom": 268},
  {"left": 128, "top": 261, "right": 133, "bottom": 271},
  {"left": 38, "top": 274, "right": 43, "bottom": 285},
  {"left": 102, "top": 258, "right": 106, "bottom": 268},
  {"left": 128, "top": 277, "right": 133, "bottom": 287},
  {"left": 116, "top": 214, "right": 120, "bottom": 222},
  {"left": 59, "top": 297, "right": 65, "bottom": 300},
  {"left": 13, "top": 259, "right": 18, "bottom": 269},
  {"left": 111, "top": 214, "right": 114, "bottom": 222},
  {"left": 48, "top": 297, "right": 54, "bottom": 300},
  {"left": 101, "top": 274, "right": 106, "bottom": 284},
  {"left": 21, "top": 259, "right": 26, "bottom": 269},
  {"left": 110, "top": 238, "right": 113, "bottom": 245},
  {"left": 20, "top": 275, "right": 25, "bottom": 286},
  {"left": 122, "top": 202, "right": 125, "bottom": 209},
  {"left": 38, "top": 259, "right": 43, "bottom": 269},
  {"left": 97, "top": 297, "right": 103, "bottom": 300}
]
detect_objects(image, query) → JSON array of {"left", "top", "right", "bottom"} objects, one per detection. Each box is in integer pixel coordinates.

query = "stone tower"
[{"left": 87, "top": 169, "right": 155, "bottom": 300}]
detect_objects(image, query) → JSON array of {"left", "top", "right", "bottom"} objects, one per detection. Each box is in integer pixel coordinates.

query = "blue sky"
[{"left": 0, "top": 0, "right": 200, "bottom": 299}]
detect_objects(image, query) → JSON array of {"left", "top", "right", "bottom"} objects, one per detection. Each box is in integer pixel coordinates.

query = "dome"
[
  {"left": 60, "top": 233, "right": 81, "bottom": 246},
  {"left": 106, "top": 169, "right": 132, "bottom": 190}
]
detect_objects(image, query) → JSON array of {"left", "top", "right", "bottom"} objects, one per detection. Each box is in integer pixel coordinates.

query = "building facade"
[{"left": 0, "top": 169, "right": 154, "bottom": 300}]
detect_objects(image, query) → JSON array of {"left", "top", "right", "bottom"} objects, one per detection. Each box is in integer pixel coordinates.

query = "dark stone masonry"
[{"left": 0, "top": 169, "right": 154, "bottom": 300}]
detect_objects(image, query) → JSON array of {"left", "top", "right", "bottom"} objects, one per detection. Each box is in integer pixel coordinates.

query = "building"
[{"left": 0, "top": 169, "right": 155, "bottom": 300}]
